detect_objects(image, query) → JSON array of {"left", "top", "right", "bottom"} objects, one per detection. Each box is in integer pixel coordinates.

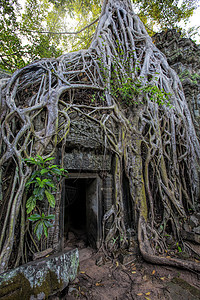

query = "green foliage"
[
  {"left": 98, "top": 49, "right": 171, "bottom": 107},
  {"left": 111, "top": 77, "right": 140, "bottom": 105},
  {"left": 180, "top": 70, "right": 200, "bottom": 84},
  {"left": 62, "top": 0, "right": 101, "bottom": 51},
  {"left": 24, "top": 155, "right": 68, "bottom": 240},
  {"left": 90, "top": 92, "right": 105, "bottom": 103},
  {"left": 176, "top": 242, "right": 182, "bottom": 253},
  {"left": 0, "top": 0, "right": 199, "bottom": 72},
  {"left": 29, "top": 213, "right": 55, "bottom": 240},
  {"left": 0, "top": 0, "right": 64, "bottom": 71},
  {"left": 142, "top": 83, "right": 171, "bottom": 106},
  {"left": 132, "top": 0, "right": 198, "bottom": 35},
  {"left": 20, "top": 0, "right": 63, "bottom": 60},
  {"left": 91, "top": 93, "right": 96, "bottom": 103},
  {"left": 0, "top": 0, "right": 25, "bottom": 71},
  {"left": 181, "top": 25, "right": 200, "bottom": 43}
]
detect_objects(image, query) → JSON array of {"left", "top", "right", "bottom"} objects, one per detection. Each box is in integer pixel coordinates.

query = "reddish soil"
[
  {"left": 50, "top": 231, "right": 200, "bottom": 300},
  {"left": 50, "top": 247, "right": 200, "bottom": 300}
]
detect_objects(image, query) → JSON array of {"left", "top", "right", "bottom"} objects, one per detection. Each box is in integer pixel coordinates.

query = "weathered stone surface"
[
  {"left": 194, "top": 213, "right": 200, "bottom": 222},
  {"left": 65, "top": 119, "right": 104, "bottom": 148},
  {"left": 183, "top": 223, "right": 190, "bottom": 232},
  {"left": 33, "top": 248, "right": 54, "bottom": 261},
  {"left": 154, "top": 30, "right": 200, "bottom": 138},
  {"left": 189, "top": 215, "right": 199, "bottom": 228},
  {"left": 167, "top": 277, "right": 200, "bottom": 300},
  {"left": 0, "top": 249, "right": 79, "bottom": 300},
  {"left": 118, "top": 251, "right": 136, "bottom": 265},
  {"left": 64, "top": 152, "right": 111, "bottom": 171},
  {"left": 181, "top": 230, "right": 200, "bottom": 244},
  {"left": 193, "top": 226, "right": 200, "bottom": 235}
]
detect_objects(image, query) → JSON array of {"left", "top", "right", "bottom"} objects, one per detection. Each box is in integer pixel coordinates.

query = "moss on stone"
[
  {"left": 172, "top": 277, "right": 200, "bottom": 298},
  {"left": 0, "top": 269, "right": 64, "bottom": 299},
  {"left": 0, "top": 273, "right": 32, "bottom": 300},
  {"left": 49, "top": 270, "right": 63, "bottom": 294}
]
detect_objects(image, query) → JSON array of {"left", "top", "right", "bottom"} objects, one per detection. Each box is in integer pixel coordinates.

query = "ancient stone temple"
[
  {"left": 1, "top": 0, "right": 200, "bottom": 281},
  {"left": 60, "top": 116, "right": 112, "bottom": 249},
  {"left": 0, "top": 31, "right": 200, "bottom": 258},
  {"left": 50, "top": 104, "right": 133, "bottom": 251},
  {"left": 48, "top": 30, "right": 200, "bottom": 252},
  {"left": 154, "top": 30, "right": 200, "bottom": 138}
]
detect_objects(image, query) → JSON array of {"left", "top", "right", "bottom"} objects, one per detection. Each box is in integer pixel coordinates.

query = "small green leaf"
[
  {"left": 44, "top": 220, "right": 53, "bottom": 227},
  {"left": 33, "top": 187, "right": 44, "bottom": 200},
  {"left": 45, "top": 190, "right": 55, "bottom": 208},
  {"left": 40, "top": 169, "right": 49, "bottom": 175},
  {"left": 26, "top": 196, "right": 36, "bottom": 214},
  {"left": 36, "top": 155, "right": 44, "bottom": 162},
  {"left": 28, "top": 214, "right": 41, "bottom": 221},
  {"left": 45, "top": 214, "right": 55, "bottom": 220},
  {"left": 43, "top": 223, "right": 48, "bottom": 237},
  {"left": 34, "top": 221, "right": 43, "bottom": 240},
  {"left": 46, "top": 181, "right": 56, "bottom": 189},
  {"left": 24, "top": 157, "right": 37, "bottom": 164},
  {"left": 48, "top": 165, "right": 58, "bottom": 169},
  {"left": 178, "top": 246, "right": 182, "bottom": 252},
  {"left": 51, "top": 168, "right": 62, "bottom": 175},
  {"left": 44, "top": 157, "right": 55, "bottom": 162},
  {"left": 25, "top": 179, "right": 37, "bottom": 187}
]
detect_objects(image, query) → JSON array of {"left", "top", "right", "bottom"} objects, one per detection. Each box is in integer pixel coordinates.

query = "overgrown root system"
[{"left": 0, "top": 0, "right": 200, "bottom": 273}]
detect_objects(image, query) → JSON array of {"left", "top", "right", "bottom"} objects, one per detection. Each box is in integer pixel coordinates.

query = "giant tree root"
[{"left": 138, "top": 216, "right": 200, "bottom": 273}]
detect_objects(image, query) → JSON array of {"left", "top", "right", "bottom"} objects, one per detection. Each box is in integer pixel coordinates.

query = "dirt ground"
[
  {"left": 50, "top": 247, "right": 200, "bottom": 300},
  {"left": 49, "top": 230, "right": 200, "bottom": 300}
]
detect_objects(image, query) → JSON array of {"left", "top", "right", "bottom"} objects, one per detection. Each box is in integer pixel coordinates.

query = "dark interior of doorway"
[{"left": 64, "top": 178, "right": 91, "bottom": 249}]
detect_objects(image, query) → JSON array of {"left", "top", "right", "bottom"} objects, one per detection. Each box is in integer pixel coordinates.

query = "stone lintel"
[{"left": 64, "top": 152, "right": 111, "bottom": 171}]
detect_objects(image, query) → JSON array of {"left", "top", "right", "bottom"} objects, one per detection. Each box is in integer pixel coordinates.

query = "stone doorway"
[{"left": 62, "top": 174, "right": 102, "bottom": 249}]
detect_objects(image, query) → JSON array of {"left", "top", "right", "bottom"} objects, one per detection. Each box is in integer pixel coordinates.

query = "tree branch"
[{"left": 19, "top": 18, "right": 99, "bottom": 35}]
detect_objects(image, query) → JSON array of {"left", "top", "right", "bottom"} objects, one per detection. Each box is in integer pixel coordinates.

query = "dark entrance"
[
  {"left": 65, "top": 179, "right": 87, "bottom": 233},
  {"left": 62, "top": 174, "right": 102, "bottom": 249}
]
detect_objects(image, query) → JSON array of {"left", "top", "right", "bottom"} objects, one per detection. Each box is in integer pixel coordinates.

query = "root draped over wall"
[{"left": 0, "top": 0, "right": 200, "bottom": 273}]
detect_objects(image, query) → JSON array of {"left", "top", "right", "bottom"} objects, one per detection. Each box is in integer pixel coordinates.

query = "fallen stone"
[
  {"left": 76, "top": 240, "right": 86, "bottom": 249},
  {"left": 33, "top": 248, "right": 54, "bottom": 261},
  {"left": 181, "top": 230, "right": 200, "bottom": 244},
  {"left": 170, "top": 277, "right": 200, "bottom": 299},
  {"left": 68, "top": 232, "right": 76, "bottom": 240},
  {"left": 96, "top": 256, "right": 104, "bottom": 267},
  {"left": 0, "top": 248, "right": 79, "bottom": 300},
  {"left": 64, "top": 246, "right": 74, "bottom": 252},
  {"left": 68, "top": 286, "right": 79, "bottom": 297},
  {"left": 193, "top": 226, "right": 200, "bottom": 235},
  {"left": 189, "top": 215, "right": 199, "bottom": 228},
  {"left": 118, "top": 251, "right": 136, "bottom": 265},
  {"left": 183, "top": 223, "right": 190, "bottom": 232},
  {"left": 194, "top": 213, "right": 200, "bottom": 222},
  {"left": 30, "top": 292, "right": 46, "bottom": 300}
]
